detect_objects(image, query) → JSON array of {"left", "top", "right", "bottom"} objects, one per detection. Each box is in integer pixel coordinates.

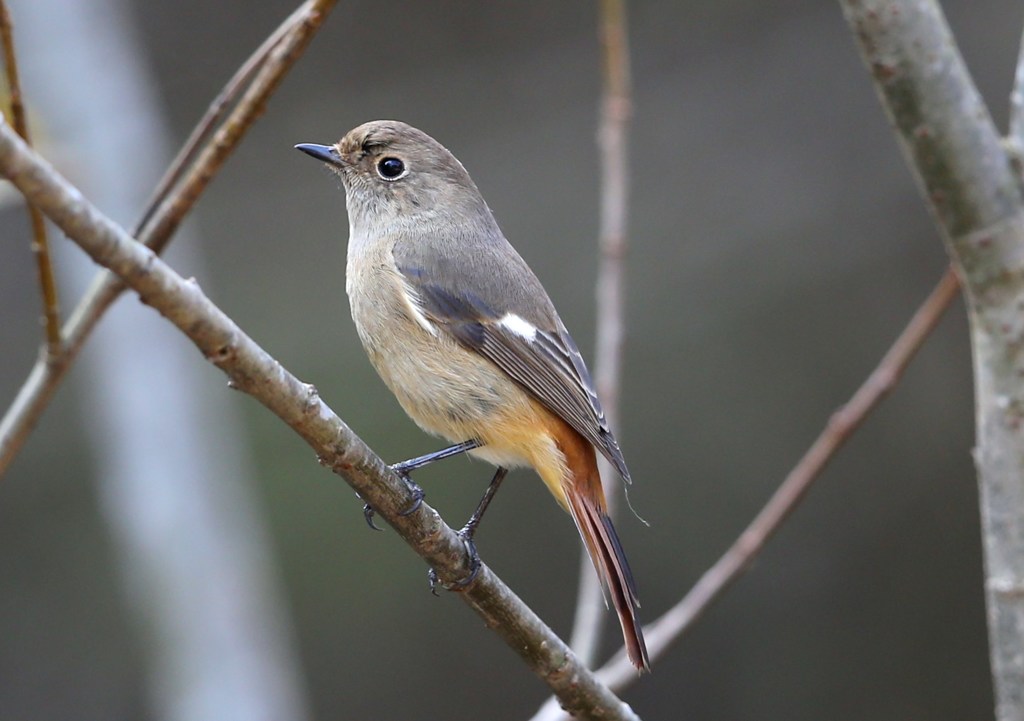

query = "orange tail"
[{"left": 562, "top": 451, "right": 650, "bottom": 672}]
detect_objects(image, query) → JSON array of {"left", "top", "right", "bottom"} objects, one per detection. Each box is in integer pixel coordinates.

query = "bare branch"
[
  {"left": 533, "top": 268, "right": 961, "bottom": 718},
  {"left": 599, "top": 267, "right": 960, "bottom": 691},
  {"left": 133, "top": 1, "right": 310, "bottom": 238},
  {"left": 0, "top": 0, "right": 336, "bottom": 476},
  {"left": 0, "top": 0, "right": 60, "bottom": 354},
  {"left": 570, "top": 0, "right": 633, "bottom": 668},
  {"left": 0, "top": 118, "right": 642, "bottom": 721},
  {"left": 840, "top": 2, "right": 1024, "bottom": 719}
]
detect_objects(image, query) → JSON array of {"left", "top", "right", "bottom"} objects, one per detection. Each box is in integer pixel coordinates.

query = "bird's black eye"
[{"left": 377, "top": 157, "right": 405, "bottom": 180}]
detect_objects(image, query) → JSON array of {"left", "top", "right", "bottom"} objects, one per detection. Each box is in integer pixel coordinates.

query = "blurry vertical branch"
[
  {"left": 593, "top": 0, "right": 631, "bottom": 426},
  {"left": 841, "top": 2, "right": 1024, "bottom": 720},
  {"left": 0, "top": 0, "right": 60, "bottom": 353},
  {"left": 0, "top": 0, "right": 337, "bottom": 476},
  {"left": 570, "top": 0, "right": 634, "bottom": 668}
]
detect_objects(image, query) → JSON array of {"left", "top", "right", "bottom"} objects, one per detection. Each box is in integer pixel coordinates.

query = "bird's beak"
[{"left": 295, "top": 143, "right": 342, "bottom": 167}]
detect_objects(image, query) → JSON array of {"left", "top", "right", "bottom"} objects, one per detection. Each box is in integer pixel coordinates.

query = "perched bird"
[{"left": 296, "top": 121, "right": 649, "bottom": 671}]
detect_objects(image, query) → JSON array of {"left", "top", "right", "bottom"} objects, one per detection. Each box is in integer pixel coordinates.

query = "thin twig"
[
  {"left": 0, "top": 118, "right": 642, "bottom": 721},
  {"left": 0, "top": 0, "right": 337, "bottom": 476},
  {"left": 606, "top": 268, "right": 962, "bottom": 678},
  {"left": 133, "top": 2, "right": 305, "bottom": 238},
  {"left": 570, "top": 0, "right": 633, "bottom": 668},
  {"left": 533, "top": 268, "right": 961, "bottom": 717},
  {"left": 0, "top": 0, "right": 60, "bottom": 354}
]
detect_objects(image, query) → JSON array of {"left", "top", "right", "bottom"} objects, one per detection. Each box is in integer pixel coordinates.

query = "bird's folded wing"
[{"left": 401, "top": 273, "right": 631, "bottom": 483}]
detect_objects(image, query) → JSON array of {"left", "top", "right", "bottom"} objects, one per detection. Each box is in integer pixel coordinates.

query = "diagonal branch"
[
  {"left": 0, "top": 117, "right": 642, "bottom": 721},
  {"left": 133, "top": 1, "right": 314, "bottom": 240},
  {"left": 533, "top": 267, "right": 961, "bottom": 719},
  {"left": 0, "top": 0, "right": 60, "bottom": 354},
  {"left": 594, "top": 266, "right": 960, "bottom": 691},
  {"left": 0, "top": 0, "right": 336, "bottom": 476}
]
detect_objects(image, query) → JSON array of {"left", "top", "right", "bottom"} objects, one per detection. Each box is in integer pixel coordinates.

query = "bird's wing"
[{"left": 393, "top": 240, "right": 631, "bottom": 483}]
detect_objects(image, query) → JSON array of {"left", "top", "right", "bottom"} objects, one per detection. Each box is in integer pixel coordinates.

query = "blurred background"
[{"left": 1, "top": 0, "right": 1019, "bottom": 719}]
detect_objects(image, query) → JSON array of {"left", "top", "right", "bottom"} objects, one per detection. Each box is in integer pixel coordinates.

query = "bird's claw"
[
  {"left": 398, "top": 478, "right": 424, "bottom": 516},
  {"left": 362, "top": 502, "right": 383, "bottom": 531},
  {"left": 388, "top": 466, "right": 425, "bottom": 517},
  {"left": 428, "top": 529, "right": 481, "bottom": 595},
  {"left": 360, "top": 471, "right": 425, "bottom": 531}
]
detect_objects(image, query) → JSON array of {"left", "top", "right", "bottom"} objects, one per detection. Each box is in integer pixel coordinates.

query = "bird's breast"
[{"left": 345, "top": 244, "right": 534, "bottom": 453}]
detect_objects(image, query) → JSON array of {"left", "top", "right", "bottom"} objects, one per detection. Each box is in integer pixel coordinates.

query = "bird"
[{"left": 296, "top": 120, "right": 649, "bottom": 671}]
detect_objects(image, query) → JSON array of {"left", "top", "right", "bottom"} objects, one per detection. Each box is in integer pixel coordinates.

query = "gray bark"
[{"left": 840, "top": 2, "right": 1024, "bottom": 719}]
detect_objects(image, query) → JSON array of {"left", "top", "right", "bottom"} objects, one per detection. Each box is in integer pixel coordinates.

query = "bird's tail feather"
[{"left": 566, "top": 483, "right": 650, "bottom": 672}]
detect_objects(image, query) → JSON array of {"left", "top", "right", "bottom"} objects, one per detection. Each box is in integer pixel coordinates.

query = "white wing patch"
[
  {"left": 498, "top": 313, "right": 538, "bottom": 341},
  {"left": 398, "top": 277, "right": 439, "bottom": 336}
]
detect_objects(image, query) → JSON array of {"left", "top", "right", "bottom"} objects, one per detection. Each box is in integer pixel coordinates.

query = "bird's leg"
[
  {"left": 459, "top": 465, "right": 508, "bottom": 542},
  {"left": 429, "top": 466, "right": 508, "bottom": 594},
  {"left": 361, "top": 439, "right": 483, "bottom": 530},
  {"left": 391, "top": 438, "right": 482, "bottom": 475}
]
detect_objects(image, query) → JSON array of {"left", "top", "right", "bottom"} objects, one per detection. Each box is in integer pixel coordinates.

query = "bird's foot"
[
  {"left": 394, "top": 472, "right": 425, "bottom": 516},
  {"left": 359, "top": 471, "right": 425, "bottom": 531},
  {"left": 428, "top": 528, "right": 481, "bottom": 596}
]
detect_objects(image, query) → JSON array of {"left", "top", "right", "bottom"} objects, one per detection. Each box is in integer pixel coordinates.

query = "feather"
[{"left": 397, "top": 263, "right": 631, "bottom": 483}]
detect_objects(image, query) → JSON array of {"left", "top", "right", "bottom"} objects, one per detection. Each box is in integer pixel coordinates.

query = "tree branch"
[
  {"left": 533, "top": 266, "right": 961, "bottom": 719},
  {"left": 570, "top": 0, "right": 634, "bottom": 668},
  {"left": 0, "top": 0, "right": 336, "bottom": 476},
  {"left": 0, "top": 0, "right": 60, "bottom": 354},
  {"left": 840, "top": 2, "right": 1024, "bottom": 719},
  {"left": 133, "top": 1, "right": 315, "bottom": 239},
  {"left": 0, "top": 117, "right": 642, "bottom": 721}
]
